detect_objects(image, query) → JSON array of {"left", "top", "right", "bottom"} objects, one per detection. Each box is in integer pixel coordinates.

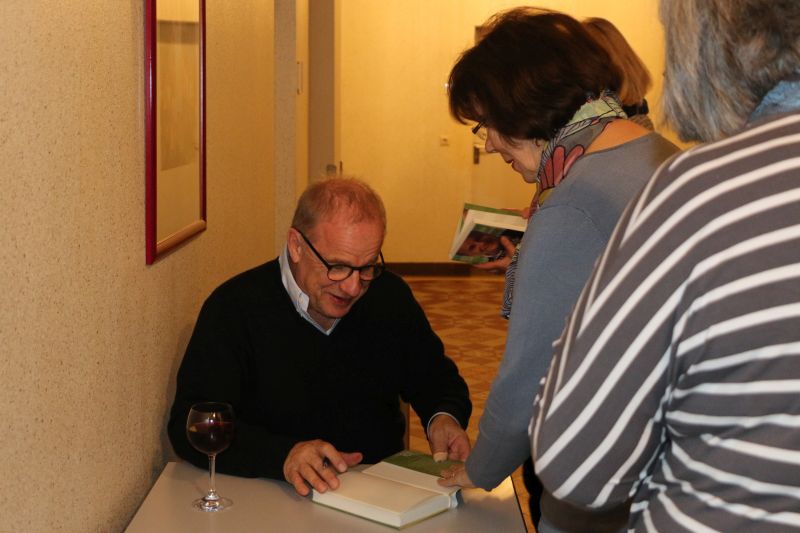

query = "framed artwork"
[{"left": 145, "top": 0, "right": 206, "bottom": 264}]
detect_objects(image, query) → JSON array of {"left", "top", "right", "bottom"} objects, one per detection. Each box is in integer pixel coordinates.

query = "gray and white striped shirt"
[{"left": 531, "top": 112, "right": 800, "bottom": 532}]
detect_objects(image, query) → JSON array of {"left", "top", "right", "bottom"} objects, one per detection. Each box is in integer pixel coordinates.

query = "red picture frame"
[{"left": 145, "top": 0, "right": 207, "bottom": 265}]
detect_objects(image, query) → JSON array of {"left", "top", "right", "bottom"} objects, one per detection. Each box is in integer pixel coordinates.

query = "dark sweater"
[{"left": 167, "top": 258, "right": 471, "bottom": 480}]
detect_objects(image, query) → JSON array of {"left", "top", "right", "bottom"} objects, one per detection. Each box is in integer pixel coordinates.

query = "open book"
[
  {"left": 311, "top": 450, "right": 462, "bottom": 528},
  {"left": 449, "top": 203, "right": 527, "bottom": 264}
]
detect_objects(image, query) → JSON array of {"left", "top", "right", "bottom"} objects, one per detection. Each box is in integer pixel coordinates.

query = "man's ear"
[{"left": 287, "top": 228, "right": 303, "bottom": 263}]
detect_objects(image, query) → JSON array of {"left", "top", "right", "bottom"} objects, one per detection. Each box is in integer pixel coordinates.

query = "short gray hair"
[
  {"left": 291, "top": 177, "right": 387, "bottom": 236},
  {"left": 660, "top": 0, "right": 800, "bottom": 142}
]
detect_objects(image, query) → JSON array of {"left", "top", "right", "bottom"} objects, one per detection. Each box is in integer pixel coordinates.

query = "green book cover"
[
  {"left": 462, "top": 202, "right": 523, "bottom": 218},
  {"left": 382, "top": 450, "right": 463, "bottom": 477}
]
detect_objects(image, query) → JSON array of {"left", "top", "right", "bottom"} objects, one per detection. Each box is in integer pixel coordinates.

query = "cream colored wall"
[
  {"left": 337, "top": 0, "right": 677, "bottom": 262},
  {"left": 296, "top": 0, "right": 310, "bottom": 197},
  {"left": 275, "top": 0, "right": 300, "bottom": 247},
  {"left": 0, "top": 2, "right": 276, "bottom": 531}
]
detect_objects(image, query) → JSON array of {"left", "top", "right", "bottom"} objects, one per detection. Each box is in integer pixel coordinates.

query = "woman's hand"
[
  {"left": 472, "top": 236, "right": 517, "bottom": 273},
  {"left": 501, "top": 206, "right": 534, "bottom": 220},
  {"left": 437, "top": 464, "right": 476, "bottom": 488}
]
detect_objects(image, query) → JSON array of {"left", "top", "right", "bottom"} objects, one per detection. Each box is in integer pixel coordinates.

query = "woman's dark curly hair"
[{"left": 448, "top": 7, "right": 622, "bottom": 141}]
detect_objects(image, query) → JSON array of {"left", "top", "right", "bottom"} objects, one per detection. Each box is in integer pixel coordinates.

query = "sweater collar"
[
  {"left": 279, "top": 247, "right": 339, "bottom": 335},
  {"left": 748, "top": 70, "right": 800, "bottom": 124}
]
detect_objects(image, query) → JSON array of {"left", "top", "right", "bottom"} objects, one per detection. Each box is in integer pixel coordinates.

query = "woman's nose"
[{"left": 485, "top": 136, "right": 496, "bottom": 153}]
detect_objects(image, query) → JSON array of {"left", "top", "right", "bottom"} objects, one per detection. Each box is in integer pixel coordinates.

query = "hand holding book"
[
  {"left": 470, "top": 235, "right": 519, "bottom": 272},
  {"left": 449, "top": 203, "right": 528, "bottom": 266},
  {"left": 438, "top": 463, "right": 476, "bottom": 489}
]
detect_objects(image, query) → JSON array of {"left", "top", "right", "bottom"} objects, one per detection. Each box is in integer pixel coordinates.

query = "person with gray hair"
[
  {"left": 168, "top": 177, "right": 471, "bottom": 497},
  {"left": 531, "top": 0, "right": 800, "bottom": 530}
]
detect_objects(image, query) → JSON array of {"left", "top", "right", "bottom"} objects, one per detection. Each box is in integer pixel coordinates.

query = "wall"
[
  {"left": 0, "top": 1, "right": 275, "bottom": 531},
  {"left": 336, "top": 0, "right": 678, "bottom": 262},
  {"left": 295, "top": 0, "right": 310, "bottom": 199},
  {"left": 308, "top": 0, "right": 338, "bottom": 181},
  {"left": 274, "top": 0, "right": 300, "bottom": 246}
]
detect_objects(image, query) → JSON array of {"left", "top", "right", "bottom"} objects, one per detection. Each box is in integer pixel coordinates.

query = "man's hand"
[
  {"left": 437, "top": 464, "right": 476, "bottom": 488},
  {"left": 283, "top": 439, "right": 363, "bottom": 496},
  {"left": 427, "top": 414, "right": 471, "bottom": 462}
]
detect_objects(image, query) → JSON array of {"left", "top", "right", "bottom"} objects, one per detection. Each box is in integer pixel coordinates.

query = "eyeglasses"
[
  {"left": 294, "top": 228, "right": 385, "bottom": 282},
  {"left": 471, "top": 121, "right": 487, "bottom": 140}
]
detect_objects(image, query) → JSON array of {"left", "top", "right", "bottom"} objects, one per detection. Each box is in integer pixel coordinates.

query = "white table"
[{"left": 125, "top": 462, "right": 526, "bottom": 532}]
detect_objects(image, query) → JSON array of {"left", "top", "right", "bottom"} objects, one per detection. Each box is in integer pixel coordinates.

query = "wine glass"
[{"left": 186, "top": 402, "right": 235, "bottom": 512}]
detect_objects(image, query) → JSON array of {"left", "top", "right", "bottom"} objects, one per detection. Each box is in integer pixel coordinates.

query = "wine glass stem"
[{"left": 206, "top": 454, "right": 220, "bottom": 501}]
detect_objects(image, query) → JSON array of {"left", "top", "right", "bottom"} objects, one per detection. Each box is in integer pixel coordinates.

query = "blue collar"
[{"left": 748, "top": 70, "right": 800, "bottom": 124}]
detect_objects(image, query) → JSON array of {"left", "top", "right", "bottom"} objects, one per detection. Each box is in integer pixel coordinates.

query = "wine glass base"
[{"left": 192, "top": 497, "right": 232, "bottom": 512}]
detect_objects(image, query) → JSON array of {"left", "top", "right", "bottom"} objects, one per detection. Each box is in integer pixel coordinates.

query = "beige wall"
[
  {"left": 337, "top": 0, "right": 678, "bottom": 262},
  {"left": 0, "top": 1, "right": 276, "bottom": 531},
  {"left": 296, "top": 0, "right": 310, "bottom": 196}
]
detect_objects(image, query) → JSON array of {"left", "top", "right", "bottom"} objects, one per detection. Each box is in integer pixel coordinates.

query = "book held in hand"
[
  {"left": 449, "top": 203, "right": 527, "bottom": 264},
  {"left": 311, "top": 450, "right": 462, "bottom": 528}
]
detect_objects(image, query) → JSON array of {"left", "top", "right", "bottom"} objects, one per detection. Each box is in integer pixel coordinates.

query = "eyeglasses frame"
[{"left": 293, "top": 228, "right": 385, "bottom": 282}]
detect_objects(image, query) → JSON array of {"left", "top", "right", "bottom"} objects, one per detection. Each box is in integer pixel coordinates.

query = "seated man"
[{"left": 168, "top": 177, "right": 471, "bottom": 496}]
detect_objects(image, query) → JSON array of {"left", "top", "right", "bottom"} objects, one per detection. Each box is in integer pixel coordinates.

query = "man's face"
[{"left": 288, "top": 215, "right": 384, "bottom": 329}]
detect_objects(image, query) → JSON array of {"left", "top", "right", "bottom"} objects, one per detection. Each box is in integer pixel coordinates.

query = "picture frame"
[{"left": 145, "top": 0, "right": 207, "bottom": 265}]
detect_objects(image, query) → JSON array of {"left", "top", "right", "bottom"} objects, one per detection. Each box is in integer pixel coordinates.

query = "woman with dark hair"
[
  {"left": 438, "top": 7, "right": 678, "bottom": 533},
  {"left": 532, "top": 0, "right": 800, "bottom": 530},
  {"left": 583, "top": 17, "right": 654, "bottom": 130}
]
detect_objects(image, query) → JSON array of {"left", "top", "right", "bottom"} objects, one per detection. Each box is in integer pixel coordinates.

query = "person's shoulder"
[
  {"left": 673, "top": 112, "right": 800, "bottom": 170},
  {"left": 649, "top": 130, "right": 680, "bottom": 152},
  {"left": 597, "top": 132, "right": 679, "bottom": 186},
  {"left": 625, "top": 131, "right": 680, "bottom": 159},
  {"left": 364, "top": 269, "right": 412, "bottom": 299},
  {"left": 355, "top": 270, "right": 422, "bottom": 318},
  {"left": 649, "top": 112, "right": 800, "bottom": 200},
  {"left": 205, "top": 258, "right": 281, "bottom": 307}
]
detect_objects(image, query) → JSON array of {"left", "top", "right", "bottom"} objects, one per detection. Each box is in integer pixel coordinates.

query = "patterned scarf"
[{"left": 501, "top": 92, "right": 626, "bottom": 318}]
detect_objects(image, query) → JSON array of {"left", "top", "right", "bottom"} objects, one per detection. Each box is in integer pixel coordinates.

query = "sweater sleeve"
[
  {"left": 466, "top": 204, "right": 606, "bottom": 489},
  {"left": 167, "top": 288, "right": 299, "bottom": 480},
  {"left": 388, "top": 278, "right": 472, "bottom": 432}
]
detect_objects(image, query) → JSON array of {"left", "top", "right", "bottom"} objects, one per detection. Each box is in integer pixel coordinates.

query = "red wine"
[{"left": 187, "top": 420, "right": 234, "bottom": 455}]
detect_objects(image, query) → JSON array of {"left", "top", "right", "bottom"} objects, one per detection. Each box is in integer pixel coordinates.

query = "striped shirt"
[{"left": 531, "top": 112, "right": 800, "bottom": 532}]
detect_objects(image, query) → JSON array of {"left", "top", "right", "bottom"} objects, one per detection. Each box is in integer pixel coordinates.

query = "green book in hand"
[{"left": 311, "top": 450, "right": 462, "bottom": 528}]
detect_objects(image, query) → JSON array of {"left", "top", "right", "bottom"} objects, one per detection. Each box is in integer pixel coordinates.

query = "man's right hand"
[{"left": 283, "top": 439, "right": 363, "bottom": 496}]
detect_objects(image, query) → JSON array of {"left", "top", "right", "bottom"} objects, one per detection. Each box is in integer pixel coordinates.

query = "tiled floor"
[{"left": 403, "top": 275, "right": 535, "bottom": 533}]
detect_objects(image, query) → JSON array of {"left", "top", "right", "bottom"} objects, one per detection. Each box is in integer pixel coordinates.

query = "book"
[
  {"left": 449, "top": 203, "right": 527, "bottom": 264},
  {"left": 311, "top": 450, "right": 462, "bottom": 528}
]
